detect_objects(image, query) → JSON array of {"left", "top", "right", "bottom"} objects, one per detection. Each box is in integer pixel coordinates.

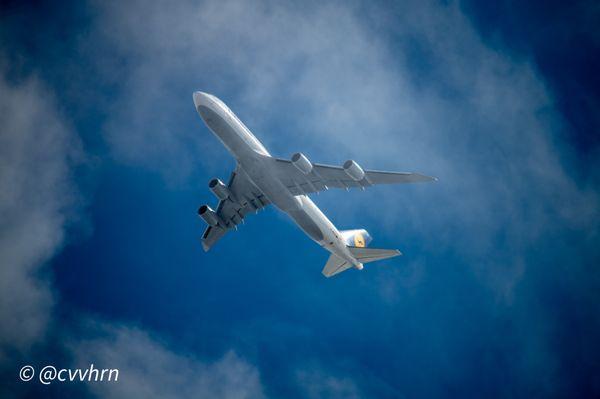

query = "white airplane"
[{"left": 194, "top": 92, "right": 435, "bottom": 277}]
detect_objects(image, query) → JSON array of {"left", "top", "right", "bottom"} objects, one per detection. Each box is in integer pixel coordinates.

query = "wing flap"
[{"left": 365, "top": 170, "right": 436, "bottom": 184}]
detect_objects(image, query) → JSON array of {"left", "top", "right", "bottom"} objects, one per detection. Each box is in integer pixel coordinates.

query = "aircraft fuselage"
[{"left": 193, "top": 92, "right": 362, "bottom": 268}]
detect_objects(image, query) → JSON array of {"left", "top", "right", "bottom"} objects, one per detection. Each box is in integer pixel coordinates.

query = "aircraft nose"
[{"left": 193, "top": 91, "right": 211, "bottom": 108}]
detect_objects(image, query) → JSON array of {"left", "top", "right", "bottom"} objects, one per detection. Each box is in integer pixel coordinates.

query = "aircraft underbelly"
[
  {"left": 252, "top": 176, "right": 302, "bottom": 213},
  {"left": 287, "top": 206, "right": 325, "bottom": 242}
]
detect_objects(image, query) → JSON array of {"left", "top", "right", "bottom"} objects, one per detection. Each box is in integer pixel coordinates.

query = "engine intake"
[
  {"left": 291, "top": 152, "right": 313, "bottom": 175},
  {"left": 209, "top": 178, "right": 231, "bottom": 201},
  {"left": 343, "top": 160, "right": 365, "bottom": 181},
  {"left": 198, "top": 204, "right": 223, "bottom": 227}
]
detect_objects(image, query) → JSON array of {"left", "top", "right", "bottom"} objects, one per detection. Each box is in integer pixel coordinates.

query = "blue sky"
[{"left": 1, "top": 0, "right": 599, "bottom": 398}]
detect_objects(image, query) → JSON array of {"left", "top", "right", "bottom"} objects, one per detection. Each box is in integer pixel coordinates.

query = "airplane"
[{"left": 193, "top": 91, "right": 436, "bottom": 277}]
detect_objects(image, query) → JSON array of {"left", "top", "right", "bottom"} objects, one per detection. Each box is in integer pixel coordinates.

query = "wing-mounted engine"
[
  {"left": 343, "top": 160, "right": 365, "bottom": 181},
  {"left": 209, "top": 178, "right": 238, "bottom": 203},
  {"left": 291, "top": 152, "right": 313, "bottom": 174},
  {"left": 198, "top": 205, "right": 225, "bottom": 227},
  {"left": 199, "top": 168, "right": 272, "bottom": 251}
]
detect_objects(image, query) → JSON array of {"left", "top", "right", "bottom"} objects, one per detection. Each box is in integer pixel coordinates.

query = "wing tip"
[{"left": 418, "top": 173, "right": 437, "bottom": 182}]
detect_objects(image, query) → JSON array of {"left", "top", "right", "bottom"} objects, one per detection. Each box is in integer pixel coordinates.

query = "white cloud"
[
  {"left": 0, "top": 73, "right": 81, "bottom": 358},
  {"left": 296, "top": 368, "right": 362, "bottom": 399},
  {"left": 70, "top": 322, "right": 265, "bottom": 399},
  {"left": 92, "top": 0, "right": 409, "bottom": 178}
]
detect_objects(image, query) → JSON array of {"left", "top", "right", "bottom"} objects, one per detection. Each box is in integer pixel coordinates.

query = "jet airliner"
[{"left": 194, "top": 92, "right": 435, "bottom": 277}]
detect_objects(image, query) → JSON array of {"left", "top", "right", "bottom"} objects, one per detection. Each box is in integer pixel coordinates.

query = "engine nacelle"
[
  {"left": 209, "top": 178, "right": 231, "bottom": 201},
  {"left": 343, "top": 160, "right": 365, "bottom": 181},
  {"left": 291, "top": 152, "right": 313, "bottom": 175},
  {"left": 198, "top": 205, "right": 222, "bottom": 227}
]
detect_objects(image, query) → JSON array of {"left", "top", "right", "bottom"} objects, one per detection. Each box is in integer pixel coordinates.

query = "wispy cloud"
[
  {"left": 70, "top": 322, "right": 265, "bottom": 399},
  {"left": 0, "top": 72, "right": 80, "bottom": 358},
  {"left": 295, "top": 367, "right": 362, "bottom": 399}
]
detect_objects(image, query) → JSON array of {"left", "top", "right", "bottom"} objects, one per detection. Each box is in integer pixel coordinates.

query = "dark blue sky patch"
[{"left": 460, "top": 0, "right": 600, "bottom": 154}]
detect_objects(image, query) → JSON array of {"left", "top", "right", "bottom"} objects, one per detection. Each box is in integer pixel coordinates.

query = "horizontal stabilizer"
[
  {"left": 322, "top": 247, "right": 402, "bottom": 278},
  {"left": 347, "top": 246, "right": 402, "bottom": 263},
  {"left": 322, "top": 254, "right": 353, "bottom": 277}
]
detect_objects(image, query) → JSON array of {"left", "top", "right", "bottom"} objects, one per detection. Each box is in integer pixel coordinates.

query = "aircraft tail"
[
  {"left": 339, "top": 229, "right": 372, "bottom": 247},
  {"left": 321, "top": 247, "right": 402, "bottom": 278},
  {"left": 322, "top": 254, "right": 353, "bottom": 277}
]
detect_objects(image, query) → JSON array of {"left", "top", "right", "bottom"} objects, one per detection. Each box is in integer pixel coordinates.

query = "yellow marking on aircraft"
[{"left": 354, "top": 233, "right": 365, "bottom": 247}]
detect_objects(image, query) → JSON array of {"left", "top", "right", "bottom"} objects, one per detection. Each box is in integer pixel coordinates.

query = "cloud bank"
[
  {"left": 70, "top": 323, "right": 264, "bottom": 399},
  {"left": 0, "top": 73, "right": 78, "bottom": 358},
  {"left": 0, "top": 67, "right": 264, "bottom": 398}
]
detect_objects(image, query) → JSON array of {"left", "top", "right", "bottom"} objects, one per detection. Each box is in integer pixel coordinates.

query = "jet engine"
[
  {"left": 198, "top": 205, "right": 223, "bottom": 227},
  {"left": 291, "top": 152, "right": 313, "bottom": 174},
  {"left": 209, "top": 178, "right": 232, "bottom": 201},
  {"left": 343, "top": 160, "right": 365, "bottom": 181}
]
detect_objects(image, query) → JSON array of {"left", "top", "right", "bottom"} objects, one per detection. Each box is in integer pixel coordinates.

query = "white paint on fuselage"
[{"left": 193, "top": 91, "right": 360, "bottom": 268}]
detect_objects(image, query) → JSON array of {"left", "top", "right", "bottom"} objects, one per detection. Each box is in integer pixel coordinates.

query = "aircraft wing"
[
  {"left": 272, "top": 157, "right": 436, "bottom": 195},
  {"left": 201, "top": 165, "right": 270, "bottom": 251}
]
